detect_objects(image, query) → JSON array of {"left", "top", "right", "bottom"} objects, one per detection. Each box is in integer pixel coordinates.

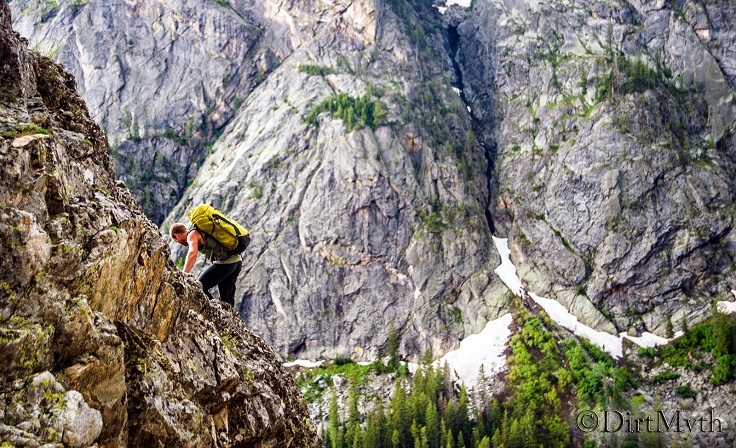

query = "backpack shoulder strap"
[{"left": 187, "top": 228, "right": 207, "bottom": 246}]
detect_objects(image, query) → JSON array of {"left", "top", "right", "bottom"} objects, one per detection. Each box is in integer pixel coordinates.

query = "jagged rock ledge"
[{"left": 0, "top": 1, "right": 322, "bottom": 446}]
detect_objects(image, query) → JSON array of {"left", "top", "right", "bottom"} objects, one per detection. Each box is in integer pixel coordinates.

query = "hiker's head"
[{"left": 170, "top": 223, "right": 188, "bottom": 246}]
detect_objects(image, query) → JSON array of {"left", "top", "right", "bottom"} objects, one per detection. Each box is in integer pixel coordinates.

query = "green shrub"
[
  {"left": 298, "top": 64, "right": 334, "bottom": 76},
  {"left": 305, "top": 91, "right": 384, "bottom": 132},
  {"left": 333, "top": 357, "right": 354, "bottom": 366},
  {"left": 651, "top": 370, "right": 680, "bottom": 384},
  {"left": 675, "top": 384, "right": 696, "bottom": 398}
]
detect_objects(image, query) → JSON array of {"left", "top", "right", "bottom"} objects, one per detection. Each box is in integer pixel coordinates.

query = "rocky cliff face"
[
  {"left": 168, "top": 0, "right": 736, "bottom": 360},
  {"left": 0, "top": 1, "right": 323, "bottom": 445},
  {"left": 10, "top": 0, "right": 736, "bottom": 368},
  {"left": 8, "top": 0, "right": 279, "bottom": 224},
  {"left": 456, "top": 0, "right": 736, "bottom": 336},
  {"left": 165, "top": 0, "right": 507, "bottom": 361}
]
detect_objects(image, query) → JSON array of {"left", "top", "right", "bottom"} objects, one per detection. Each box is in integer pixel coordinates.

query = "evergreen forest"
[{"left": 302, "top": 299, "right": 736, "bottom": 448}]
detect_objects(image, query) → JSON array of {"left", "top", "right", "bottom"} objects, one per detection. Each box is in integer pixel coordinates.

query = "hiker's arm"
[{"left": 183, "top": 232, "right": 199, "bottom": 273}]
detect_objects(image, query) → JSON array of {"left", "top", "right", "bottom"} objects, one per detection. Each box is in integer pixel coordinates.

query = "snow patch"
[
  {"left": 447, "top": 0, "right": 472, "bottom": 8},
  {"left": 492, "top": 237, "right": 677, "bottom": 359},
  {"left": 436, "top": 313, "right": 513, "bottom": 388},
  {"left": 528, "top": 291, "right": 623, "bottom": 358},
  {"left": 717, "top": 300, "right": 736, "bottom": 314},
  {"left": 435, "top": 0, "right": 472, "bottom": 14},
  {"left": 492, "top": 236, "right": 523, "bottom": 296},
  {"left": 284, "top": 359, "right": 324, "bottom": 368},
  {"left": 623, "top": 331, "right": 682, "bottom": 348}
]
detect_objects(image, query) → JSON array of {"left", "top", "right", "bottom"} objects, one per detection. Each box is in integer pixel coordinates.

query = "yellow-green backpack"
[{"left": 187, "top": 204, "right": 250, "bottom": 254}]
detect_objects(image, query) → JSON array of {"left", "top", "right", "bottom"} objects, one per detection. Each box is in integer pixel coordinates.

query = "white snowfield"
[
  {"left": 434, "top": 313, "right": 513, "bottom": 388},
  {"left": 436, "top": 0, "right": 473, "bottom": 14},
  {"left": 283, "top": 359, "right": 324, "bottom": 369},
  {"left": 492, "top": 237, "right": 681, "bottom": 359},
  {"left": 717, "top": 293, "right": 736, "bottom": 314}
]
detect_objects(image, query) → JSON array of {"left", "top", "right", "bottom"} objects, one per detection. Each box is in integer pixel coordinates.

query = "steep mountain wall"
[
  {"left": 10, "top": 0, "right": 736, "bottom": 365},
  {"left": 457, "top": 0, "right": 736, "bottom": 336},
  {"left": 0, "top": 1, "right": 322, "bottom": 445},
  {"left": 8, "top": 0, "right": 283, "bottom": 223},
  {"left": 165, "top": 0, "right": 509, "bottom": 361}
]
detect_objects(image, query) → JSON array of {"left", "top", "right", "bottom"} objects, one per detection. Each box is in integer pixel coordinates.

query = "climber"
[{"left": 170, "top": 222, "right": 243, "bottom": 307}]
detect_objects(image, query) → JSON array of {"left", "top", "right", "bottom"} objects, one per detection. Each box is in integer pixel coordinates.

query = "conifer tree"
[
  {"left": 491, "top": 428, "right": 502, "bottom": 448},
  {"left": 472, "top": 406, "right": 487, "bottom": 448},
  {"left": 665, "top": 313, "right": 674, "bottom": 339},
  {"left": 391, "top": 429, "right": 401, "bottom": 448},
  {"left": 426, "top": 401, "right": 440, "bottom": 448},
  {"left": 477, "top": 436, "right": 491, "bottom": 448},
  {"left": 410, "top": 368, "right": 431, "bottom": 428},
  {"left": 489, "top": 398, "right": 503, "bottom": 437},
  {"left": 348, "top": 383, "right": 360, "bottom": 420},
  {"left": 456, "top": 387, "right": 472, "bottom": 448},
  {"left": 423, "top": 348, "right": 434, "bottom": 365},
  {"left": 712, "top": 303, "right": 736, "bottom": 356},
  {"left": 322, "top": 424, "right": 331, "bottom": 448},
  {"left": 362, "top": 403, "right": 382, "bottom": 448},
  {"left": 346, "top": 107, "right": 356, "bottom": 131},
  {"left": 507, "top": 419, "right": 522, "bottom": 448},
  {"left": 442, "top": 362, "right": 454, "bottom": 398},
  {"left": 329, "top": 389, "right": 343, "bottom": 448},
  {"left": 373, "top": 100, "right": 386, "bottom": 126},
  {"left": 345, "top": 382, "right": 361, "bottom": 448},
  {"left": 421, "top": 426, "right": 430, "bottom": 448},
  {"left": 388, "top": 321, "right": 400, "bottom": 371},
  {"left": 388, "top": 380, "right": 410, "bottom": 447},
  {"left": 440, "top": 415, "right": 448, "bottom": 448},
  {"left": 444, "top": 400, "right": 456, "bottom": 438},
  {"left": 501, "top": 409, "right": 509, "bottom": 448},
  {"left": 446, "top": 428, "right": 455, "bottom": 448},
  {"left": 520, "top": 408, "right": 536, "bottom": 448},
  {"left": 428, "top": 365, "right": 444, "bottom": 404},
  {"left": 411, "top": 420, "right": 422, "bottom": 448}
]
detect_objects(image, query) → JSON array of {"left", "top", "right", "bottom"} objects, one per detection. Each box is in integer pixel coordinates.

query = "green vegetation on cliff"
[{"left": 306, "top": 90, "right": 386, "bottom": 132}]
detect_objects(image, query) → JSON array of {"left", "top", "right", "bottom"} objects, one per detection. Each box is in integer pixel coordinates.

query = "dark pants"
[{"left": 198, "top": 261, "right": 242, "bottom": 307}]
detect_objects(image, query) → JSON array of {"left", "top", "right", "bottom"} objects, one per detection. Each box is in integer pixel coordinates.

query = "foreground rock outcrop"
[{"left": 0, "top": 1, "right": 322, "bottom": 446}]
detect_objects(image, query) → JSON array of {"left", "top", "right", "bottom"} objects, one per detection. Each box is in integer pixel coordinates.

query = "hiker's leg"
[
  {"left": 198, "top": 264, "right": 228, "bottom": 301},
  {"left": 217, "top": 261, "right": 242, "bottom": 307}
]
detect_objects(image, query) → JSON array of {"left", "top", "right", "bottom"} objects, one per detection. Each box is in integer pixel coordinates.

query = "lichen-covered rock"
[
  {"left": 0, "top": 1, "right": 322, "bottom": 446},
  {"left": 0, "top": 370, "right": 104, "bottom": 447}
]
